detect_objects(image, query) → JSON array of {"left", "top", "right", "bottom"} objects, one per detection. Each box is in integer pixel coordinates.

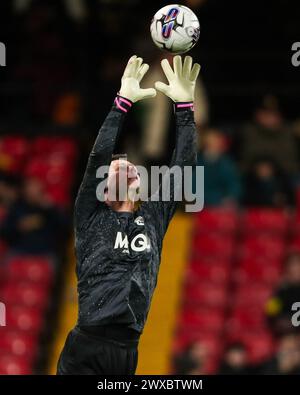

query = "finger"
[
  {"left": 154, "top": 81, "right": 170, "bottom": 96},
  {"left": 140, "top": 88, "right": 157, "bottom": 100},
  {"left": 137, "top": 63, "right": 149, "bottom": 82},
  {"left": 123, "top": 55, "right": 137, "bottom": 77},
  {"left": 161, "top": 59, "right": 174, "bottom": 82},
  {"left": 133, "top": 57, "right": 143, "bottom": 76},
  {"left": 173, "top": 55, "right": 182, "bottom": 77},
  {"left": 190, "top": 63, "right": 201, "bottom": 81},
  {"left": 183, "top": 56, "right": 193, "bottom": 77}
]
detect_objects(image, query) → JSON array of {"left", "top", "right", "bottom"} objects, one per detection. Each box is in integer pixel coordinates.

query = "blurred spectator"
[
  {"left": 261, "top": 334, "right": 300, "bottom": 374},
  {"left": 218, "top": 342, "right": 252, "bottom": 375},
  {"left": 0, "top": 172, "right": 20, "bottom": 209},
  {"left": 173, "top": 341, "right": 209, "bottom": 374},
  {"left": 240, "top": 95, "right": 299, "bottom": 175},
  {"left": 242, "top": 157, "right": 295, "bottom": 207},
  {"left": 265, "top": 252, "right": 300, "bottom": 336},
  {"left": 194, "top": 128, "right": 241, "bottom": 206},
  {"left": 0, "top": 177, "right": 67, "bottom": 255}
]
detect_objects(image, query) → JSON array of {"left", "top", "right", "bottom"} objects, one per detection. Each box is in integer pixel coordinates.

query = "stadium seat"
[
  {"left": 241, "top": 209, "right": 290, "bottom": 234},
  {"left": 0, "top": 355, "right": 31, "bottom": 375},
  {"left": 184, "top": 283, "right": 228, "bottom": 308},
  {"left": 1, "top": 283, "right": 48, "bottom": 309},
  {"left": 187, "top": 260, "right": 231, "bottom": 284},
  {"left": 233, "top": 284, "right": 273, "bottom": 307},
  {"left": 179, "top": 308, "right": 225, "bottom": 333},
  {"left": 242, "top": 332, "right": 275, "bottom": 363},
  {"left": 226, "top": 306, "right": 267, "bottom": 334},
  {"left": 238, "top": 235, "right": 285, "bottom": 260},
  {"left": 0, "top": 330, "right": 37, "bottom": 361},
  {"left": 192, "top": 234, "right": 235, "bottom": 258},
  {"left": 195, "top": 209, "right": 238, "bottom": 234},
  {"left": 235, "top": 259, "right": 282, "bottom": 285},
  {"left": 0, "top": 136, "right": 29, "bottom": 173},
  {"left": 6, "top": 256, "right": 53, "bottom": 286},
  {"left": 6, "top": 306, "right": 43, "bottom": 333},
  {"left": 32, "top": 136, "right": 77, "bottom": 159}
]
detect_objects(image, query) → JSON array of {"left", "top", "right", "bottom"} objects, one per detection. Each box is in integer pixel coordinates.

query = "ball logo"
[
  {"left": 114, "top": 231, "right": 150, "bottom": 252},
  {"left": 162, "top": 7, "right": 179, "bottom": 39}
]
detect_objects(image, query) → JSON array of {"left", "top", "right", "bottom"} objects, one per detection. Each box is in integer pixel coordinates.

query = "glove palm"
[
  {"left": 155, "top": 55, "right": 201, "bottom": 102},
  {"left": 119, "top": 55, "right": 156, "bottom": 103}
]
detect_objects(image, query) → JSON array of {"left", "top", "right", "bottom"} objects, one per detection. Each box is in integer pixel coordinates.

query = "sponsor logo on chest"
[{"left": 114, "top": 231, "right": 151, "bottom": 253}]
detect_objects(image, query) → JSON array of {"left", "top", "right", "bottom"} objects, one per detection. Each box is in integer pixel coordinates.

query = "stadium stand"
[
  {"left": 173, "top": 208, "right": 298, "bottom": 374},
  {"left": 0, "top": 135, "right": 77, "bottom": 374}
]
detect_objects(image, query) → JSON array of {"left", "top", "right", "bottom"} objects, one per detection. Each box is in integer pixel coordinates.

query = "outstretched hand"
[
  {"left": 155, "top": 55, "right": 201, "bottom": 102},
  {"left": 119, "top": 55, "right": 157, "bottom": 103}
]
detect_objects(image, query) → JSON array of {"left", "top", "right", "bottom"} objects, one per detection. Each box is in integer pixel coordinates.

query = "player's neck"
[{"left": 106, "top": 199, "right": 135, "bottom": 213}]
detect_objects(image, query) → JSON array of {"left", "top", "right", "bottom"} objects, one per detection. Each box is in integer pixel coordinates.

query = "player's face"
[{"left": 106, "top": 159, "right": 140, "bottom": 201}]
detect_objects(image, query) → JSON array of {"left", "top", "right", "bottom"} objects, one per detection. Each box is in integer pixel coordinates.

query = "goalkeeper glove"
[
  {"left": 155, "top": 55, "right": 201, "bottom": 102},
  {"left": 119, "top": 55, "right": 156, "bottom": 103}
]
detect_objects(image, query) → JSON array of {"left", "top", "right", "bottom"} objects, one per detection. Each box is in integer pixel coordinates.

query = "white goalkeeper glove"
[
  {"left": 155, "top": 55, "right": 201, "bottom": 102},
  {"left": 119, "top": 55, "right": 157, "bottom": 103}
]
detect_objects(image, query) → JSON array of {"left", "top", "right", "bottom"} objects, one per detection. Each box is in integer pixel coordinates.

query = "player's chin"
[{"left": 127, "top": 184, "right": 140, "bottom": 202}]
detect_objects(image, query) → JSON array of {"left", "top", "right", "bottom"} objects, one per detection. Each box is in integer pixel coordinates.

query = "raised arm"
[
  {"left": 144, "top": 56, "right": 200, "bottom": 234},
  {"left": 75, "top": 55, "right": 156, "bottom": 228}
]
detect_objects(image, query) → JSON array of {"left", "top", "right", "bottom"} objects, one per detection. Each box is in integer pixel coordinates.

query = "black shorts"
[{"left": 56, "top": 325, "right": 139, "bottom": 375}]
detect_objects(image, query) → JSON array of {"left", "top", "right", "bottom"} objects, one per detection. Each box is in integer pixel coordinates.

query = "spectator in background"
[
  {"left": 218, "top": 342, "right": 252, "bottom": 375},
  {"left": 194, "top": 128, "right": 241, "bottom": 206},
  {"left": 0, "top": 172, "right": 20, "bottom": 209},
  {"left": 265, "top": 252, "right": 300, "bottom": 336},
  {"left": 239, "top": 95, "right": 298, "bottom": 175},
  {"left": 261, "top": 334, "right": 300, "bottom": 375},
  {"left": 242, "top": 157, "right": 295, "bottom": 207},
  {"left": 173, "top": 341, "right": 209, "bottom": 375},
  {"left": 0, "top": 177, "right": 67, "bottom": 255}
]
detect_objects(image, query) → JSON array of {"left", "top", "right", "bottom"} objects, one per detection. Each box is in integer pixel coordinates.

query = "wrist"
[
  {"left": 173, "top": 101, "right": 194, "bottom": 113},
  {"left": 113, "top": 94, "right": 133, "bottom": 113}
]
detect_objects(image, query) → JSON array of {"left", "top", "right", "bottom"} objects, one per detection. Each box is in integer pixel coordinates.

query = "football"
[{"left": 150, "top": 4, "right": 200, "bottom": 54}]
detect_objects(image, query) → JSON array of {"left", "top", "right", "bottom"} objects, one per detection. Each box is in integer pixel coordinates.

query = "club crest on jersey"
[
  {"left": 134, "top": 216, "right": 144, "bottom": 226},
  {"left": 114, "top": 231, "right": 150, "bottom": 252}
]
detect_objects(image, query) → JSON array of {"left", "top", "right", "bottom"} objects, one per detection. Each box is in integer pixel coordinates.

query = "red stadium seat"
[
  {"left": 187, "top": 260, "right": 231, "bottom": 284},
  {"left": 1, "top": 283, "right": 48, "bottom": 309},
  {"left": 0, "top": 330, "right": 37, "bottom": 361},
  {"left": 233, "top": 283, "right": 273, "bottom": 307},
  {"left": 241, "top": 209, "right": 290, "bottom": 234},
  {"left": 6, "top": 256, "right": 53, "bottom": 286},
  {"left": 235, "top": 259, "right": 282, "bottom": 285},
  {"left": 0, "top": 355, "right": 31, "bottom": 375},
  {"left": 6, "top": 306, "right": 43, "bottom": 333},
  {"left": 243, "top": 332, "right": 275, "bottom": 363},
  {"left": 184, "top": 283, "right": 228, "bottom": 308},
  {"left": 238, "top": 235, "right": 285, "bottom": 261},
  {"left": 195, "top": 209, "right": 238, "bottom": 234},
  {"left": 32, "top": 136, "right": 77, "bottom": 159},
  {"left": 192, "top": 234, "right": 235, "bottom": 258},
  {"left": 179, "top": 308, "right": 225, "bottom": 333},
  {"left": 226, "top": 306, "right": 267, "bottom": 334}
]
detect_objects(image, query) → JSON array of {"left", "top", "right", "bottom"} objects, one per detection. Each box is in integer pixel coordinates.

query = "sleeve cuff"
[
  {"left": 113, "top": 95, "right": 133, "bottom": 113},
  {"left": 174, "top": 102, "right": 194, "bottom": 113}
]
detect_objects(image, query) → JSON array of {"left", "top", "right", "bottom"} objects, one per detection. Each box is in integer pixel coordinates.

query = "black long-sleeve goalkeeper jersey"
[{"left": 74, "top": 96, "right": 196, "bottom": 333}]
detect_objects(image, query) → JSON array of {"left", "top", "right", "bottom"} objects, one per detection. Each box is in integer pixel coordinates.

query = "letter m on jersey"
[{"left": 114, "top": 232, "right": 129, "bottom": 249}]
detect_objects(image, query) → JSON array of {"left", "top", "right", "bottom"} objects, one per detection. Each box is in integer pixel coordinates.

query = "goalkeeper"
[{"left": 57, "top": 55, "right": 200, "bottom": 375}]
